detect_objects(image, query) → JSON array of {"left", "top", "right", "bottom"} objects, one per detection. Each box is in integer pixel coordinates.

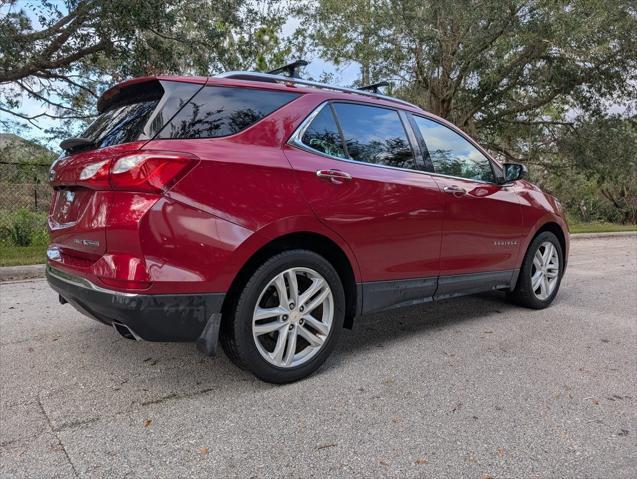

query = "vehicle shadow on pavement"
[
  {"left": 330, "top": 292, "right": 519, "bottom": 363},
  {"left": 55, "top": 290, "right": 522, "bottom": 403}
]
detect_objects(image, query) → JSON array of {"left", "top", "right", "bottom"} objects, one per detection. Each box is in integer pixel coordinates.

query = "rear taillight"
[
  {"left": 76, "top": 151, "right": 198, "bottom": 192},
  {"left": 110, "top": 152, "right": 197, "bottom": 193},
  {"left": 78, "top": 159, "right": 111, "bottom": 188}
]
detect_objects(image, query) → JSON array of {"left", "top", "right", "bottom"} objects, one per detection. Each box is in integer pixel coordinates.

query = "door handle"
[
  {"left": 443, "top": 185, "right": 467, "bottom": 196},
  {"left": 316, "top": 169, "right": 352, "bottom": 183}
]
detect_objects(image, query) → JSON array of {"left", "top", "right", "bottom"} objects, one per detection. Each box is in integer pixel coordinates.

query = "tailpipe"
[{"left": 112, "top": 322, "right": 141, "bottom": 341}]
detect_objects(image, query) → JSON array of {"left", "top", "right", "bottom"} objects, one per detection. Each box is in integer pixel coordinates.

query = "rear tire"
[
  {"left": 508, "top": 231, "right": 564, "bottom": 309},
  {"left": 220, "top": 250, "right": 345, "bottom": 383}
]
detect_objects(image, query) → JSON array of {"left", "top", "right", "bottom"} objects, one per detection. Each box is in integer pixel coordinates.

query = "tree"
[
  {"left": 554, "top": 116, "right": 637, "bottom": 223},
  {"left": 297, "top": 0, "right": 636, "bottom": 158},
  {"left": 0, "top": 0, "right": 291, "bottom": 133}
]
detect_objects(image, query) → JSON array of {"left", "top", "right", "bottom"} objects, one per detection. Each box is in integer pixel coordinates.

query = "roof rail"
[{"left": 214, "top": 71, "right": 420, "bottom": 109}]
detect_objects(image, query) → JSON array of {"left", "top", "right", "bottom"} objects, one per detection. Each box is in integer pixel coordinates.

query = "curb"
[
  {"left": 0, "top": 264, "right": 46, "bottom": 283},
  {"left": 569, "top": 231, "right": 636, "bottom": 240},
  {"left": 1, "top": 231, "right": 635, "bottom": 283}
]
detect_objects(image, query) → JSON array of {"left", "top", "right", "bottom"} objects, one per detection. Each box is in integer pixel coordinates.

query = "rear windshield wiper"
[{"left": 59, "top": 137, "right": 95, "bottom": 152}]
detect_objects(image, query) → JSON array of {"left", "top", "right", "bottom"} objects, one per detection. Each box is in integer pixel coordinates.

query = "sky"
[{"left": 0, "top": 5, "right": 360, "bottom": 151}]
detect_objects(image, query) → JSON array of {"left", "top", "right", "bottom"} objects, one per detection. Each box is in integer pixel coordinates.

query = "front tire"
[
  {"left": 508, "top": 231, "right": 564, "bottom": 309},
  {"left": 220, "top": 250, "right": 345, "bottom": 383}
]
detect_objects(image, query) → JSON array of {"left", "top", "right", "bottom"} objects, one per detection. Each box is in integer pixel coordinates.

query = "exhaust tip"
[{"left": 112, "top": 322, "right": 141, "bottom": 341}]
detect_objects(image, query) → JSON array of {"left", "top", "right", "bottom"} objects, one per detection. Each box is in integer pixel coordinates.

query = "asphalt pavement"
[{"left": 1, "top": 236, "right": 635, "bottom": 478}]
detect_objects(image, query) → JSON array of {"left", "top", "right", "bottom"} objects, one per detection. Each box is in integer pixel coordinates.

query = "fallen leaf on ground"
[
  {"left": 415, "top": 458, "right": 428, "bottom": 465},
  {"left": 143, "top": 419, "right": 152, "bottom": 428},
  {"left": 379, "top": 459, "right": 389, "bottom": 466},
  {"left": 497, "top": 448, "right": 505, "bottom": 459},
  {"left": 199, "top": 447, "right": 209, "bottom": 455}
]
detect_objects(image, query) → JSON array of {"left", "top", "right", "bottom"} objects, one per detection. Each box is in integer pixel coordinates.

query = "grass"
[
  {"left": 0, "top": 244, "right": 47, "bottom": 267},
  {"left": 0, "top": 222, "right": 634, "bottom": 267},
  {"left": 569, "top": 222, "right": 637, "bottom": 234}
]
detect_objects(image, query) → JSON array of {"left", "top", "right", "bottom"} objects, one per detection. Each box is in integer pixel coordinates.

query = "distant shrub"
[{"left": 0, "top": 208, "right": 48, "bottom": 247}]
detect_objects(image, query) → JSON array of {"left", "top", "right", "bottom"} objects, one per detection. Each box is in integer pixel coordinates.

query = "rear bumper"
[{"left": 46, "top": 265, "right": 224, "bottom": 343}]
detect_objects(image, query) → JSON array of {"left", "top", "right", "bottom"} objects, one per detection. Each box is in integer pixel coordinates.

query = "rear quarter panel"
[{"left": 141, "top": 94, "right": 362, "bottom": 292}]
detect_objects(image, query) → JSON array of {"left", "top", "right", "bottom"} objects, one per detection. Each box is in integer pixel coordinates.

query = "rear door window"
[
  {"left": 157, "top": 86, "right": 300, "bottom": 139},
  {"left": 332, "top": 103, "right": 417, "bottom": 170},
  {"left": 411, "top": 116, "right": 495, "bottom": 182},
  {"left": 300, "top": 105, "right": 348, "bottom": 159}
]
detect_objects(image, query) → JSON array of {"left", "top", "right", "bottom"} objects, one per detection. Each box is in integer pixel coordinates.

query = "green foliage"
[
  {"left": 556, "top": 116, "right": 636, "bottom": 223},
  {"left": 0, "top": 0, "right": 292, "bottom": 136},
  {"left": 298, "top": 0, "right": 636, "bottom": 131},
  {"left": 0, "top": 134, "right": 56, "bottom": 182},
  {"left": 0, "top": 244, "right": 47, "bottom": 267},
  {"left": 0, "top": 208, "right": 48, "bottom": 247}
]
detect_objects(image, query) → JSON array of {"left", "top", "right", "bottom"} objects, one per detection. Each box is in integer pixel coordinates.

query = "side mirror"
[{"left": 502, "top": 163, "right": 528, "bottom": 183}]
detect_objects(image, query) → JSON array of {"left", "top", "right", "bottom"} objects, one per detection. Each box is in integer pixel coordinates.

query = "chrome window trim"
[
  {"left": 47, "top": 265, "right": 140, "bottom": 297},
  {"left": 287, "top": 102, "right": 500, "bottom": 185}
]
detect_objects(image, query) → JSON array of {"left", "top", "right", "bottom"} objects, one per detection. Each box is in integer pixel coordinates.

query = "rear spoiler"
[{"left": 96, "top": 76, "right": 208, "bottom": 113}]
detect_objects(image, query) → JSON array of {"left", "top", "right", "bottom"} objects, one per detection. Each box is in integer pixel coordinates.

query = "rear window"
[
  {"left": 79, "top": 100, "right": 159, "bottom": 149},
  {"left": 157, "top": 86, "right": 300, "bottom": 139}
]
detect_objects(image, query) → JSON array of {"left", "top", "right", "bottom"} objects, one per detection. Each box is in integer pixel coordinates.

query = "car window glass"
[
  {"left": 81, "top": 100, "right": 159, "bottom": 149},
  {"left": 332, "top": 103, "right": 417, "bottom": 170},
  {"left": 158, "top": 86, "right": 299, "bottom": 139},
  {"left": 412, "top": 116, "right": 495, "bottom": 182},
  {"left": 300, "top": 106, "right": 348, "bottom": 159}
]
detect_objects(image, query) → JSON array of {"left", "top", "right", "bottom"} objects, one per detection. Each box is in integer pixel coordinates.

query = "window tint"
[
  {"left": 146, "top": 82, "right": 203, "bottom": 138},
  {"left": 300, "top": 105, "right": 347, "bottom": 159},
  {"left": 80, "top": 100, "right": 159, "bottom": 149},
  {"left": 332, "top": 103, "right": 416, "bottom": 169},
  {"left": 412, "top": 116, "right": 495, "bottom": 182},
  {"left": 158, "top": 86, "right": 299, "bottom": 139}
]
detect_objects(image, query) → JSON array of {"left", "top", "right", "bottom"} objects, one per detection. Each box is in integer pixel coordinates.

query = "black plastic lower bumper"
[{"left": 46, "top": 265, "right": 225, "bottom": 345}]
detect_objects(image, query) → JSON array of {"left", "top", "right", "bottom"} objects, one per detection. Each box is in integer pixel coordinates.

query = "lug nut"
[
  {"left": 282, "top": 315, "right": 288, "bottom": 320},
  {"left": 299, "top": 318, "right": 304, "bottom": 325},
  {"left": 289, "top": 324, "right": 294, "bottom": 330},
  {"left": 289, "top": 303, "right": 295, "bottom": 310},
  {"left": 299, "top": 306, "right": 304, "bottom": 312}
]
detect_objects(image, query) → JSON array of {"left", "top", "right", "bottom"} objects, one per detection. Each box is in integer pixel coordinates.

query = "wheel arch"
[{"left": 221, "top": 231, "right": 359, "bottom": 329}]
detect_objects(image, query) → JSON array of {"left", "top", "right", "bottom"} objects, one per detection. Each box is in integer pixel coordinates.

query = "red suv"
[{"left": 47, "top": 67, "right": 569, "bottom": 383}]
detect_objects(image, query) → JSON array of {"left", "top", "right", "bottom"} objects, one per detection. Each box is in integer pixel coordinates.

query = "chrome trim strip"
[
  {"left": 215, "top": 71, "right": 420, "bottom": 109},
  {"left": 46, "top": 265, "right": 140, "bottom": 297},
  {"left": 289, "top": 102, "right": 328, "bottom": 145}
]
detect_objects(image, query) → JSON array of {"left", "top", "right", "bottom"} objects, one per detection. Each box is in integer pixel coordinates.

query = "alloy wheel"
[
  {"left": 531, "top": 241, "right": 560, "bottom": 300},
  {"left": 252, "top": 267, "right": 334, "bottom": 368}
]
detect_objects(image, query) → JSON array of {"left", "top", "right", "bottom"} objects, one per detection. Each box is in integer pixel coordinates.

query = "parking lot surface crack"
[{"left": 37, "top": 394, "right": 80, "bottom": 478}]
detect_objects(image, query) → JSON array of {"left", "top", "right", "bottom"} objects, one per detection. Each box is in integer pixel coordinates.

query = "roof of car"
[{"left": 98, "top": 74, "right": 427, "bottom": 115}]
